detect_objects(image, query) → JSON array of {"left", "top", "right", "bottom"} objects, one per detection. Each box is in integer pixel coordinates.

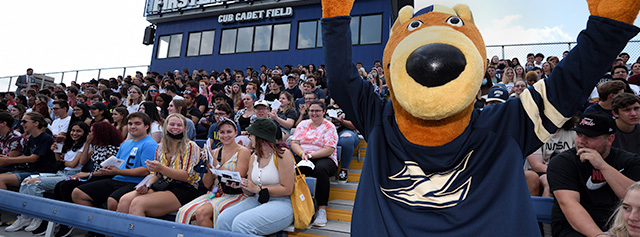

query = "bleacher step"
[
  {"left": 348, "top": 159, "right": 364, "bottom": 170},
  {"left": 326, "top": 199, "right": 353, "bottom": 222},
  {"left": 288, "top": 220, "right": 351, "bottom": 237}
]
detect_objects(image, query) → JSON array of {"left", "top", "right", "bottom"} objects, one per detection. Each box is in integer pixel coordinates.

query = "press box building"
[{"left": 144, "top": 0, "right": 410, "bottom": 73}]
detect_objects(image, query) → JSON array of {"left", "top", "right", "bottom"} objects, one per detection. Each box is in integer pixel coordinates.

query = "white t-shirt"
[
  {"left": 150, "top": 121, "right": 162, "bottom": 134},
  {"left": 127, "top": 101, "right": 142, "bottom": 114},
  {"left": 524, "top": 129, "right": 575, "bottom": 170},
  {"left": 173, "top": 95, "right": 184, "bottom": 100},
  {"left": 63, "top": 143, "right": 85, "bottom": 171},
  {"left": 49, "top": 116, "right": 71, "bottom": 135}
]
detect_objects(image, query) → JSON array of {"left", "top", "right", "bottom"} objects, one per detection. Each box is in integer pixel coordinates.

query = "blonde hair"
[
  {"left": 127, "top": 85, "right": 143, "bottom": 106},
  {"left": 607, "top": 181, "right": 640, "bottom": 237},
  {"left": 160, "top": 113, "right": 190, "bottom": 156},
  {"left": 501, "top": 67, "right": 515, "bottom": 84}
]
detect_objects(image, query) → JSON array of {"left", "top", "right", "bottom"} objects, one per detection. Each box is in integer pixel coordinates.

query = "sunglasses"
[
  {"left": 149, "top": 89, "right": 158, "bottom": 93},
  {"left": 20, "top": 120, "right": 30, "bottom": 124}
]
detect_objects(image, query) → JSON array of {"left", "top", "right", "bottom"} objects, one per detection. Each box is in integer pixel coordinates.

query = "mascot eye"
[
  {"left": 446, "top": 16, "right": 464, "bottom": 27},
  {"left": 407, "top": 20, "right": 423, "bottom": 31}
]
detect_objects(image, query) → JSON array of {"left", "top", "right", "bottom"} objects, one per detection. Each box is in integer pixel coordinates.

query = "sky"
[{"left": 1, "top": 0, "right": 639, "bottom": 89}]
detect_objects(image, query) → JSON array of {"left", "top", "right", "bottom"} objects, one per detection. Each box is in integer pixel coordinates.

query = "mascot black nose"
[{"left": 406, "top": 44, "right": 466, "bottom": 87}]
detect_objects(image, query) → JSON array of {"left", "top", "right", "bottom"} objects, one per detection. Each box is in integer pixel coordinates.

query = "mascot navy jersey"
[{"left": 322, "top": 14, "right": 639, "bottom": 236}]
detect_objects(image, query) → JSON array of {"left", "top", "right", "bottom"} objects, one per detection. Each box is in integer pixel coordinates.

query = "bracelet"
[{"left": 299, "top": 151, "right": 305, "bottom": 157}]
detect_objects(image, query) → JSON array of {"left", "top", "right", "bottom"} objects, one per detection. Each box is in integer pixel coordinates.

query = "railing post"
[
  {"left": 75, "top": 71, "right": 79, "bottom": 82},
  {"left": 97, "top": 69, "right": 102, "bottom": 80},
  {"left": 568, "top": 43, "right": 572, "bottom": 52},
  {"left": 61, "top": 72, "right": 65, "bottom": 84},
  {"left": 40, "top": 74, "right": 46, "bottom": 89},
  {"left": 8, "top": 77, "right": 13, "bottom": 92},
  {"left": 123, "top": 67, "right": 127, "bottom": 79},
  {"left": 501, "top": 45, "right": 505, "bottom": 60}
]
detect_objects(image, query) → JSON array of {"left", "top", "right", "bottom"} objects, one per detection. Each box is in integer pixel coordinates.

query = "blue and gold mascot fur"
[{"left": 321, "top": 0, "right": 640, "bottom": 235}]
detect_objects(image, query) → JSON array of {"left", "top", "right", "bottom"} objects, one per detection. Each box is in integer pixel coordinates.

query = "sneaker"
[
  {"left": 313, "top": 209, "right": 327, "bottom": 227},
  {"left": 24, "top": 218, "right": 42, "bottom": 232},
  {"left": 5, "top": 215, "right": 32, "bottom": 232},
  {"left": 338, "top": 170, "right": 348, "bottom": 184},
  {"left": 31, "top": 220, "right": 49, "bottom": 235},
  {"left": 55, "top": 225, "right": 74, "bottom": 237}
]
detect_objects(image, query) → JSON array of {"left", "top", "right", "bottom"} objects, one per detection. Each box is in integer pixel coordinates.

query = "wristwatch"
[{"left": 215, "top": 163, "right": 222, "bottom": 169}]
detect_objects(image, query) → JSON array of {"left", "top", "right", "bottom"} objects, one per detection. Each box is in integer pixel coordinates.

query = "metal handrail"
[{"left": 0, "top": 65, "right": 149, "bottom": 93}]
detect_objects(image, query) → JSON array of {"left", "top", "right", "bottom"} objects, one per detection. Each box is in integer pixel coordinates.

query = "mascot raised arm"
[{"left": 321, "top": 0, "right": 639, "bottom": 235}]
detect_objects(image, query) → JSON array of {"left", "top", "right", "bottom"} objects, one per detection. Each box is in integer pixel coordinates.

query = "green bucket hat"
[{"left": 246, "top": 118, "right": 278, "bottom": 143}]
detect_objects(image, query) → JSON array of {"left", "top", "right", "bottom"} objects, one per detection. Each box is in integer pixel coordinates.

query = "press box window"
[
  {"left": 272, "top": 24, "right": 291, "bottom": 51},
  {"left": 187, "top": 30, "right": 215, "bottom": 57},
  {"left": 297, "top": 20, "right": 318, "bottom": 49},
  {"left": 220, "top": 23, "right": 290, "bottom": 54},
  {"left": 156, "top": 34, "right": 183, "bottom": 59},
  {"left": 220, "top": 29, "right": 237, "bottom": 54}
]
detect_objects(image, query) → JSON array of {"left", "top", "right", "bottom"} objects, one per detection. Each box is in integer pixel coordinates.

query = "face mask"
[
  {"left": 482, "top": 78, "right": 488, "bottom": 85},
  {"left": 109, "top": 98, "right": 118, "bottom": 105},
  {"left": 526, "top": 66, "right": 534, "bottom": 71},
  {"left": 167, "top": 131, "right": 184, "bottom": 140}
]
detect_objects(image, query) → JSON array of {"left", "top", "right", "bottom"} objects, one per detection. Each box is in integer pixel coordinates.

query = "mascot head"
[{"left": 383, "top": 4, "right": 486, "bottom": 120}]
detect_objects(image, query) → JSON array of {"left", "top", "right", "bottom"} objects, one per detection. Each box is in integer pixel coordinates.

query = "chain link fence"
[{"left": 486, "top": 40, "right": 640, "bottom": 65}]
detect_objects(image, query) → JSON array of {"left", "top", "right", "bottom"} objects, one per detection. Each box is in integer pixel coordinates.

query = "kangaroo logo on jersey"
[{"left": 380, "top": 151, "right": 473, "bottom": 208}]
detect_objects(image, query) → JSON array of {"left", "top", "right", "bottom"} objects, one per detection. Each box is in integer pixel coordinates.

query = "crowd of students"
[{"left": 1, "top": 51, "right": 640, "bottom": 236}]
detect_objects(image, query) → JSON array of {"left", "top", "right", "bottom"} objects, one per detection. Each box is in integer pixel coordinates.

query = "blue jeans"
[
  {"left": 19, "top": 170, "right": 80, "bottom": 197},
  {"left": 216, "top": 194, "right": 293, "bottom": 235},
  {"left": 338, "top": 129, "right": 358, "bottom": 170}
]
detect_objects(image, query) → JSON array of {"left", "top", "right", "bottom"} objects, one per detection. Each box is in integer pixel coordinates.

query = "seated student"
[
  {"left": 168, "top": 99, "right": 197, "bottom": 140},
  {"left": 326, "top": 102, "right": 358, "bottom": 184},
  {"left": 270, "top": 92, "right": 297, "bottom": 141},
  {"left": 13, "top": 122, "right": 89, "bottom": 235},
  {"left": 294, "top": 92, "right": 317, "bottom": 126},
  {"left": 524, "top": 117, "right": 576, "bottom": 197},
  {"left": 216, "top": 119, "right": 295, "bottom": 235},
  {"left": 71, "top": 112, "right": 158, "bottom": 211},
  {"left": 207, "top": 103, "right": 238, "bottom": 149},
  {"left": 116, "top": 114, "right": 200, "bottom": 217},
  {"left": 584, "top": 80, "right": 626, "bottom": 117},
  {"left": 548, "top": 113, "right": 640, "bottom": 237},
  {"left": 290, "top": 101, "right": 338, "bottom": 227},
  {"left": 0, "top": 112, "right": 55, "bottom": 232},
  {"left": 0, "top": 111, "right": 27, "bottom": 166},
  {"left": 611, "top": 93, "right": 640, "bottom": 154},
  {"left": 0, "top": 112, "right": 56, "bottom": 190},
  {"left": 175, "top": 118, "right": 250, "bottom": 227},
  {"left": 51, "top": 121, "right": 123, "bottom": 236},
  {"left": 597, "top": 181, "right": 640, "bottom": 237}
]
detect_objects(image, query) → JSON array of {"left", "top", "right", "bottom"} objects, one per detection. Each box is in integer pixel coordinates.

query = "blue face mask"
[
  {"left": 482, "top": 78, "right": 488, "bottom": 85},
  {"left": 526, "top": 66, "right": 534, "bottom": 71}
]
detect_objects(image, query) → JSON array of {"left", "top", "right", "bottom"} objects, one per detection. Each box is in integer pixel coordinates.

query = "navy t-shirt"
[{"left": 24, "top": 132, "right": 56, "bottom": 173}]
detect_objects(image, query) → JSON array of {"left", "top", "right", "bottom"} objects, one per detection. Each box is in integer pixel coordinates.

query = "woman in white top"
[
  {"left": 17, "top": 122, "right": 90, "bottom": 232},
  {"left": 126, "top": 86, "right": 144, "bottom": 114},
  {"left": 216, "top": 118, "right": 295, "bottom": 235},
  {"left": 138, "top": 102, "right": 163, "bottom": 143}
]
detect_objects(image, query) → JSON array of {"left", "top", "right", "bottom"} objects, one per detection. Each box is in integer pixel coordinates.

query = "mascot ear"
[
  {"left": 453, "top": 4, "right": 474, "bottom": 24},
  {"left": 390, "top": 6, "right": 414, "bottom": 37}
]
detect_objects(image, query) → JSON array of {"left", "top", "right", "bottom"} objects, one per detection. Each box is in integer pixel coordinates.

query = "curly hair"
[{"left": 91, "top": 121, "right": 124, "bottom": 147}]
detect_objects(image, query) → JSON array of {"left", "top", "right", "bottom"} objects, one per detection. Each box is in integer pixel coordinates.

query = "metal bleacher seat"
[{"left": 531, "top": 196, "right": 554, "bottom": 223}]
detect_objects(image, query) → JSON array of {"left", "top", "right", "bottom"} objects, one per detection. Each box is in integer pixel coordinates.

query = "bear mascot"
[{"left": 321, "top": 0, "right": 640, "bottom": 236}]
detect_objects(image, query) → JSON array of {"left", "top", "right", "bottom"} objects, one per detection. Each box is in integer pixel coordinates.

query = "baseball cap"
[
  {"left": 485, "top": 87, "right": 509, "bottom": 103},
  {"left": 254, "top": 100, "right": 270, "bottom": 108},
  {"left": 574, "top": 112, "right": 616, "bottom": 137},
  {"left": 89, "top": 102, "right": 107, "bottom": 111}
]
